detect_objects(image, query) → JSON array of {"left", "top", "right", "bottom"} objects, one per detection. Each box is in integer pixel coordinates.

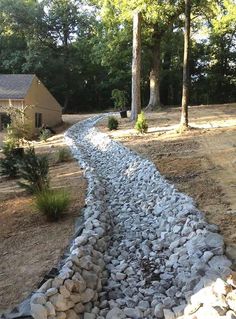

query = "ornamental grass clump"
[
  {"left": 35, "top": 188, "right": 71, "bottom": 221},
  {"left": 56, "top": 147, "right": 71, "bottom": 163},
  {"left": 135, "top": 111, "right": 148, "bottom": 134},
  {"left": 108, "top": 116, "right": 118, "bottom": 130}
]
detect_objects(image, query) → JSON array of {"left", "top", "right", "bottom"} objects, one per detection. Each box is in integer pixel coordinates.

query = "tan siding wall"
[{"left": 24, "top": 76, "right": 62, "bottom": 133}]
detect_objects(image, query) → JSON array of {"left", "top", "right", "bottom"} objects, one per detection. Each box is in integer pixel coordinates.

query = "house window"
[
  {"left": 0, "top": 112, "right": 11, "bottom": 131},
  {"left": 35, "top": 113, "right": 42, "bottom": 128}
]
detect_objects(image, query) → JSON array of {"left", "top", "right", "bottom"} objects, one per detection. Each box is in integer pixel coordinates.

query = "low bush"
[
  {"left": 18, "top": 147, "right": 49, "bottom": 194},
  {"left": 135, "top": 111, "right": 148, "bottom": 134},
  {"left": 0, "top": 142, "right": 22, "bottom": 178},
  {"left": 35, "top": 188, "right": 71, "bottom": 221},
  {"left": 108, "top": 116, "right": 118, "bottom": 130},
  {"left": 56, "top": 147, "right": 71, "bottom": 163}
]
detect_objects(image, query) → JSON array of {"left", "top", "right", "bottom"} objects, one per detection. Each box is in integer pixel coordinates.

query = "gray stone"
[
  {"left": 106, "top": 307, "right": 126, "bottom": 319},
  {"left": 154, "top": 304, "right": 163, "bottom": 318},
  {"left": 138, "top": 300, "right": 149, "bottom": 311},
  {"left": 124, "top": 308, "right": 142, "bottom": 318},
  {"left": 84, "top": 313, "right": 96, "bottom": 319},
  {"left": 82, "top": 270, "right": 98, "bottom": 289}
]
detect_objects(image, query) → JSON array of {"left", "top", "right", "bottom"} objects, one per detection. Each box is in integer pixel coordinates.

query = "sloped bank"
[{"left": 30, "top": 115, "right": 236, "bottom": 319}]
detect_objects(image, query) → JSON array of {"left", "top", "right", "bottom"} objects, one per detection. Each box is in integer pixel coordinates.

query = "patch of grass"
[
  {"left": 35, "top": 188, "right": 71, "bottom": 221},
  {"left": 39, "top": 129, "right": 52, "bottom": 142},
  {"left": 56, "top": 147, "right": 71, "bottom": 163},
  {"left": 108, "top": 116, "right": 118, "bottom": 130}
]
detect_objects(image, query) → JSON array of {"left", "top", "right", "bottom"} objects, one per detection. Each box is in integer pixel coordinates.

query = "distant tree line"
[{"left": 0, "top": 0, "right": 235, "bottom": 112}]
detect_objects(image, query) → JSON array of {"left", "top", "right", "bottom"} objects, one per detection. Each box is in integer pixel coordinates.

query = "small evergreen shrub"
[
  {"left": 108, "top": 116, "right": 118, "bottom": 130},
  {"left": 135, "top": 112, "right": 148, "bottom": 134},
  {"left": 0, "top": 143, "right": 20, "bottom": 178},
  {"left": 35, "top": 188, "right": 71, "bottom": 221},
  {"left": 56, "top": 147, "right": 71, "bottom": 163},
  {"left": 18, "top": 147, "right": 49, "bottom": 194},
  {"left": 39, "top": 129, "right": 52, "bottom": 142}
]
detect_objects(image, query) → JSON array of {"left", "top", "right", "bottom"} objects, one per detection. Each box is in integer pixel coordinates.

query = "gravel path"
[{"left": 63, "top": 115, "right": 236, "bottom": 319}]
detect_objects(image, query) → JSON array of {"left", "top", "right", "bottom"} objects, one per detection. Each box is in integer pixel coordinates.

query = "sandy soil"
[
  {"left": 98, "top": 103, "right": 236, "bottom": 265},
  {"left": 0, "top": 114, "right": 89, "bottom": 312}
]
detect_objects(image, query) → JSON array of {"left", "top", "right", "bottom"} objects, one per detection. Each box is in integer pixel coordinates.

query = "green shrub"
[
  {"left": 135, "top": 112, "right": 148, "bottom": 134},
  {"left": 39, "top": 129, "right": 52, "bottom": 142},
  {"left": 0, "top": 142, "right": 22, "bottom": 178},
  {"left": 18, "top": 147, "right": 49, "bottom": 194},
  {"left": 56, "top": 147, "right": 71, "bottom": 163},
  {"left": 35, "top": 188, "right": 71, "bottom": 221},
  {"left": 108, "top": 116, "right": 118, "bottom": 130}
]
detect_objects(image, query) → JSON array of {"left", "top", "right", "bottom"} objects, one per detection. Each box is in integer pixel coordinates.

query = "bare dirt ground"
[
  {"left": 98, "top": 103, "right": 236, "bottom": 264},
  {"left": 0, "top": 114, "right": 91, "bottom": 312}
]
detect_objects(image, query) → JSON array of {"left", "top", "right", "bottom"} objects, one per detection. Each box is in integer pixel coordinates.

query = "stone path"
[
  {"left": 64, "top": 115, "right": 236, "bottom": 319},
  {"left": 27, "top": 115, "right": 236, "bottom": 319}
]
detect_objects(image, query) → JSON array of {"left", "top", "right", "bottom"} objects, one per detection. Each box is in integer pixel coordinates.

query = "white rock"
[{"left": 31, "top": 304, "right": 47, "bottom": 319}]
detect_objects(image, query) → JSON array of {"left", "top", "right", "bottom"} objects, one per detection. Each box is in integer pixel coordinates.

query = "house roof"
[{"left": 0, "top": 74, "right": 35, "bottom": 99}]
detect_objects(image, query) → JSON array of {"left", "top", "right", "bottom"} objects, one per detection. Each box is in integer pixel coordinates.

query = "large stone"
[
  {"left": 205, "top": 232, "right": 224, "bottom": 249},
  {"left": 195, "top": 305, "right": 222, "bottom": 319},
  {"left": 80, "top": 288, "right": 94, "bottom": 303},
  {"left": 74, "top": 303, "right": 85, "bottom": 314},
  {"left": 154, "top": 304, "right": 164, "bottom": 318},
  {"left": 82, "top": 270, "right": 98, "bottom": 289},
  {"left": 163, "top": 308, "right": 175, "bottom": 319},
  {"left": 226, "top": 291, "right": 236, "bottom": 312},
  {"left": 31, "top": 304, "right": 47, "bottom": 319},
  {"left": 123, "top": 307, "right": 142, "bottom": 318},
  {"left": 65, "top": 309, "right": 78, "bottom": 319},
  {"left": 49, "top": 294, "right": 74, "bottom": 311},
  {"left": 31, "top": 293, "right": 47, "bottom": 305},
  {"left": 106, "top": 307, "right": 126, "bottom": 319},
  {"left": 45, "top": 302, "right": 56, "bottom": 316}
]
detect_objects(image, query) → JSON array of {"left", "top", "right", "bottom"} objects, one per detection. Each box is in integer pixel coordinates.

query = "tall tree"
[
  {"left": 180, "top": 0, "right": 191, "bottom": 129},
  {"left": 131, "top": 11, "right": 142, "bottom": 121}
]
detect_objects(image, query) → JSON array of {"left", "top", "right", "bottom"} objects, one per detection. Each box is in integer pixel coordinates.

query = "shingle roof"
[{"left": 0, "top": 74, "right": 35, "bottom": 99}]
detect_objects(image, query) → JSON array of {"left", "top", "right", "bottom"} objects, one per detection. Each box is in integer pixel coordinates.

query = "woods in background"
[{"left": 0, "top": 0, "right": 235, "bottom": 112}]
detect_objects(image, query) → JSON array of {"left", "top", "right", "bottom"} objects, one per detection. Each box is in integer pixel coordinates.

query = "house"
[{"left": 0, "top": 74, "right": 62, "bottom": 135}]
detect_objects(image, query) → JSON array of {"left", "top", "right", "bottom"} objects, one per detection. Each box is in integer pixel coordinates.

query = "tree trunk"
[
  {"left": 146, "top": 35, "right": 161, "bottom": 110},
  {"left": 131, "top": 11, "right": 141, "bottom": 121},
  {"left": 180, "top": 0, "right": 191, "bottom": 129}
]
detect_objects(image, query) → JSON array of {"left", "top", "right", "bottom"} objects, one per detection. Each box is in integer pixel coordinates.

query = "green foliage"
[
  {"left": 35, "top": 188, "right": 71, "bottom": 221},
  {"left": 135, "top": 112, "right": 148, "bottom": 134},
  {"left": 108, "top": 116, "right": 118, "bottom": 130},
  {"left": 18, "top": 147, "right": 49, "bottom": 194},
  {"left": 111, "top": 89, "right": 128, "bottom": 110},
  {"left": 39, "top": 129, "right": 52, "bottom": 142},
  {"left": 0, "top": 143, "right": 21, "bottom": 178},
  {"left": 56, "top": 147, "right": 71, "bottom": 163}
]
